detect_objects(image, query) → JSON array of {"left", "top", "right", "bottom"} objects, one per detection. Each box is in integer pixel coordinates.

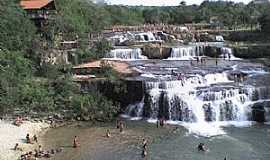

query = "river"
[{"left": 41, "top": 43, "right": 270, "bottom": 160}]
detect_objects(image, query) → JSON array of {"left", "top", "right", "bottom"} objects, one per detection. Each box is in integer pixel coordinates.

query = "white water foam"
[
  {"left": 167, "top": 45, "right": 204, "bottom": 60},
  {"left": 220, "top": 47, "right": 241, "bottom": 61},
  {"left": 105, "top": 48, "right": 147, "bottom": 60},
  {"left": 124, "top": 72, "right": 260, "bottom": 137}
]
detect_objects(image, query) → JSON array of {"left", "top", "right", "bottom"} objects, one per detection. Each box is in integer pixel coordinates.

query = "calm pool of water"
[{"left": 41, "top": 121, "right": 270, "bottom": 160}]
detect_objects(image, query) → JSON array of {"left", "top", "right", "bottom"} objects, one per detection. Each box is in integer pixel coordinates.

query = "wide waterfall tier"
[
  {"left": 105, "top": 48, "right": 147, "bottom": 60},
  {"left": 122, "top": 59, "right": 270, "bottom": 136},
  {"left": 220, "top": 47, "right": 241, "bottom": 60},
  {"left": 168, "top": 45, "right": 205, "bottom": 60},
  {"left": 124, "top": 71, "right": 270, "bottom": 124},
  {"left": 141, "top": 73, "right": 254, "bottom": 122}
]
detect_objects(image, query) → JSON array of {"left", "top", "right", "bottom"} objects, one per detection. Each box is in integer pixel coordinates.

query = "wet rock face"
[
  {"left": 204, "top": 46, "right": 222, "bottom": 57},
  {"left": 252, "top": 103, "right": 266, "bottom": 122},
  {"left": 142, "top": 45, "right": 171, "bottom": 59},
  {"left": 252, "top": 101, "right": 270, "bottom": 122}
]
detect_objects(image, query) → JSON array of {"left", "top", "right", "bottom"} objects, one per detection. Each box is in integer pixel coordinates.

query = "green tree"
[
  {"left": 259, "top": 12, "right": 270, "bottom": 33},
  {"left": 0, "top": 0, "right": 36, "bottom": 51}
]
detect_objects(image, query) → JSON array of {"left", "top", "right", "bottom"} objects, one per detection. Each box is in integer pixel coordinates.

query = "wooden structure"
[{"left": 20, "top": 0, "right": 56, "bottom": 28}]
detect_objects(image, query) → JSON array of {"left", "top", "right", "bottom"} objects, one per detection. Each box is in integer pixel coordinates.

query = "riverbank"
[{"left": 0, "top": 120, "right": 49, "bottom": 160}]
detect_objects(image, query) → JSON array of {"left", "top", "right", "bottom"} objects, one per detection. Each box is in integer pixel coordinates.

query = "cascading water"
[
  {"left": 220, "top": 47, "right": 241, "bottom": 60},
  {"left": 105, "top": 48, "right": 147, "bottom": 60},
  {"left": 124, "top": 72, "right": 261, "bottom": 137},
  {"left": 168, "top": 45, "right": 205, "bottom": 60}
]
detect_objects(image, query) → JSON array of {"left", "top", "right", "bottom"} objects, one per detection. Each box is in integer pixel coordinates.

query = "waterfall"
[
  {"left": 124, "top": 72, "right": 260, "bottom": 137},
  {"left": 123, "top": 97, "right": 145, "bottom": 120},
  {"left": 143, "top": 73, "right": 252, "bottom": 123},
  {"left": 168, "top": 45, "right": 205, "bottom": 60},
  {"left": 220, "top": 47, "right": 241, "bottom": 60},
  {"left": 105, "top": 48, "right": 147, "bottom": 60}
]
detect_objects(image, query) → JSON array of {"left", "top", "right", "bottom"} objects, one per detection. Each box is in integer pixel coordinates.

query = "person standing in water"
[
  {"left": 197, "top": 143, "right": 207, "bottom": 152},
  {"left": 26, "top": 133, "right": 31, "bottom": 144},
  {"left": 73, "top": 136, "right": 80, "bottom": 148},
  {"left": 116, "top": 119, "right": 120, "bottom": 129},
  {"left": 106, "top": 129, "right": 111, "bottom": 138},
  {"left": 142, "top": 138, "right": 148, "bottom": 150},
  {"left": 33, "top": 135, "right": 38, "bottom": 143},
  {"left": 141, "top": 138, "right": 148, "bottom": 158},
  {"left": 160, "top": 117, "right": 165, "bottom": 127},
  {"left": 119, "top": 121, "right": 124, "bottom": 133}
]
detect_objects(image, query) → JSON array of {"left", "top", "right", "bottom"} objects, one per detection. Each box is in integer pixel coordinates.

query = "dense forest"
[{"left": 0, "top": 0, "right": 270, "bottom": 121}]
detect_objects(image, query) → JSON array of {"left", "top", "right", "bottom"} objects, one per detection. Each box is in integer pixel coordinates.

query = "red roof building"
[
  {"left": 20, "top": 0, "right": 54, "bottom": 10},
  {"left": 20, "top": 0, "right": 56, "bottom": 28}
]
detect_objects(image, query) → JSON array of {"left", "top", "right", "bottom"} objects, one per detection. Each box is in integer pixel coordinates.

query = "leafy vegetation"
[
  {"left": 0, "top": 0, "right": 36, "bottom": 51},
  {"left": 0, "top": 0, "right": 120, "bottom": 121},
  {"left": 1, "top": 0, "right": 270, "bottom": 121}
]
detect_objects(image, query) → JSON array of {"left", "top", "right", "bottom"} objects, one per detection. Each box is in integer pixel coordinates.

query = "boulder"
[{"left": 142, "top": 44, "right": 171, "bottom": 59}]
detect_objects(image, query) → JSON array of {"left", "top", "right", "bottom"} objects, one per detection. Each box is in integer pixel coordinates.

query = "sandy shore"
[{"left": 0, "top": 120, "right": 49, "bottom": 160}]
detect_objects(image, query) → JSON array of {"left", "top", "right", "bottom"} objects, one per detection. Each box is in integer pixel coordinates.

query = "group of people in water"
[
  {"left": 72, "top": 120, "right": 125, "bottom": 149},
  {"left": 16, "top": 133, "right": 63, "bottom": 160},
  {"left": 19, "top": 145, "right": 63, "bottom": 160},
  {"left": 13, "top": 116, "right": 228, "bottom": 159}
]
